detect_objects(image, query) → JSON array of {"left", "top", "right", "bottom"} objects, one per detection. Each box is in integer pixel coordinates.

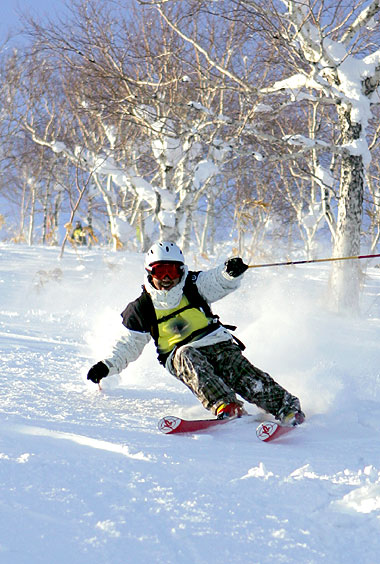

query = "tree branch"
[{"left": 341, "top": 0, "right": 380, "bottom": 46}]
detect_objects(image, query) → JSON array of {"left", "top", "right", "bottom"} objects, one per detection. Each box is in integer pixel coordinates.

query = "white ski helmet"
[{"left": 144, "top": 241, "right": 185, "bottom": 269}]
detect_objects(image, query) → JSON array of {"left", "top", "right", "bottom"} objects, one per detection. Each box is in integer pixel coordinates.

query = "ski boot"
[
  {"left": 278, "top": 406, "right": 305, "bottom": 427},
  {"left": 216, "top": 402, "right": 245, "bottom": 420}
]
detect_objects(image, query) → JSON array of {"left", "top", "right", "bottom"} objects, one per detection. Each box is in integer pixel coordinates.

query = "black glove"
[
  {"left": 87, "top": 361, "right": 109, "bottom": 384},
  {"left": 225, "top": 257, "right": 249, "bottom": 278}
]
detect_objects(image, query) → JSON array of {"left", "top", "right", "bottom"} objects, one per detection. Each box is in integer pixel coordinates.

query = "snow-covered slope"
[{"left": 1, "top": 244, "right": 380, "bottom": 564}]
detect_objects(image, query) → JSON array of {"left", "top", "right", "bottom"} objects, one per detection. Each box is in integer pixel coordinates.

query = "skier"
[
  {"left": 87, "top": 241, "right": 305, "bottom": 425},
  {"left": 71, "top": 221, "right": 87, "bottom": 246}
]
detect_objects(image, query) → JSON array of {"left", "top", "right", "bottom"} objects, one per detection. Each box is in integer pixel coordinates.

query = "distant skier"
[
  {"left": 71, "top": 221, "right": 87, "bottom": 246},
  {"left": 87, "top": 241, "right": 305, "bottom": 425}
]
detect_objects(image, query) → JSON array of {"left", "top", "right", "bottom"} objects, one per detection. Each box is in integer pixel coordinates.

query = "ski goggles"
[{"left": 150, "top": 262, "right": 183, "bottom": 280}]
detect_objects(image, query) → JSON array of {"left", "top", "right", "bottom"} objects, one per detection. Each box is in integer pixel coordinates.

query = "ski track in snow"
[{"left": 0, "top": 244, "right": 380, "bottom": 563}]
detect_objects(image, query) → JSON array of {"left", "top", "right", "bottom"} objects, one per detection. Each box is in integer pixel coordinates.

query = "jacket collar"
[{"left": 144, "top": 265, "right": 189, "bottom": 310}]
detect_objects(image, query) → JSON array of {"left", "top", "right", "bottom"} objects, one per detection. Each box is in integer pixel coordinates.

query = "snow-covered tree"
[
  {"left": 269, "top": 0, "right": 380, "bottom": 313},
  {"left": 2, "top": 0, "right": 380, "bottom": 305},
  {"left": 152, "top": 0, "right": 380, "bottom": 313},
  {"left": 6, "top": 0, "right": 247, "bottom": 252}
]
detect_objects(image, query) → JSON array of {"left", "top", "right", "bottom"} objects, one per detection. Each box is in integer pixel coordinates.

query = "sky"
[{"left": 0, "top": 0, "right": 66, "bottom": 40}]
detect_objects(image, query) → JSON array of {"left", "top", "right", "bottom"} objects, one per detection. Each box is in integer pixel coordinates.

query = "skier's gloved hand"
[
  {"left": 225, "top": 257, "right": 249, "bottom": 277},
  {"left": 87, "top": 361, "right": 109, "bottom": 384}
]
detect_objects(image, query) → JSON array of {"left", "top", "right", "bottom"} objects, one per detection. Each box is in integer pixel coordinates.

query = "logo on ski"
[
  {"left": 256, "top": 420, "right": 299, "bottom": 442},
  {"left": 256, "top": 421, "right": 278, "bottom": 440},
  {"left": 158, "top": 416, "right": 182, "bottom": 433}
]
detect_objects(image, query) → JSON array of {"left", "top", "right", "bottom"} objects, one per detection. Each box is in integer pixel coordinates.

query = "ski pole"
[{"left": 248, "top": 253, "right": 380, "bottom": 269}]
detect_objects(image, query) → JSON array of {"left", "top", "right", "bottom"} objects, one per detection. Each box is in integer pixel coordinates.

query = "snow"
[
  {"left": 193, "top": 160, "right": 219, "bottom": 189},
  {"left": 315, "top": 164, "right": 334, "bottom": 191},
  {"left": 113, "top": 213, "right": 135, "bottom": 243},
  {"left": 1, "top": 244, "right": 380, "bottom": 563},
  {"left": 187, "top": 101, "right": 211, "bottom": 114},
  {"left": 151, "top": 136, "right": 183, "bottom": 168},
  {"left": 261, "top": 72, "right": 320, "bottom": 93},
  {"left": 51, "top": 141, "right": 67, "bottom": 154}
]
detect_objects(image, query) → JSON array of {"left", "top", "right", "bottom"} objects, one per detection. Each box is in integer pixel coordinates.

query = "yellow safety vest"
[{"left": 156, "top": 296, "right": 211, "bottom": 355}]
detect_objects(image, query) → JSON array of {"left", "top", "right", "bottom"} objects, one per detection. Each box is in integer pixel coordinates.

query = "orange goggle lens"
[{"left": 150, "top": 262, "right": 182, "bottom": 280}]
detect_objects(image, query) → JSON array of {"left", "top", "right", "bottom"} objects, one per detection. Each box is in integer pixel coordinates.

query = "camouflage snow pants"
[{"left": 170, "top": 340, "right": 300, "bottom": 417}]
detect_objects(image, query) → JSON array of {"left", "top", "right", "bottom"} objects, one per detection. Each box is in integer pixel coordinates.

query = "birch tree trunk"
[
  {"left": 42, "top": 185, "right": 50, "bottom": 245},
  {"left": 330, "top": 110, "right": 364, "bottom": 313},
  {"left": 93, "top": 175, "right": 119, "bottom": 251},
  {"left": 27, "top": 184, "right": 36, "bottom": 246},
  {"left": 200, "top": 194, "right": 215, "bottom": 256}
]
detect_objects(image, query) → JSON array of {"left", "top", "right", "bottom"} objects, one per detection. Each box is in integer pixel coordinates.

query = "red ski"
[
  {"left": 158, "top": 415, "right": 301, "bottom": 441},
  {"left": 256, "top": 420, "right": 296, "bottom": 442},
  {"left": 158, "top": 415, "right": 234, "bottom": 434}
]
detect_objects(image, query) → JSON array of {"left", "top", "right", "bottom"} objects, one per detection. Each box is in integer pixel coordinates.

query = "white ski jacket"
[{"left": 103, "top": 263, "right": 243, "bottom": 376}]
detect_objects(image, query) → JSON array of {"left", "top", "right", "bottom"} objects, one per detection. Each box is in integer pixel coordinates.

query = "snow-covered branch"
[
  {"left": 283, "top": 0, "right": 329, "bottom": 64},
  {"left": 341, "top": 0, "right": 380, "bottom": 46},
  {"left": 260, "top": 72, "right": 322, "bottom": 95}
]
